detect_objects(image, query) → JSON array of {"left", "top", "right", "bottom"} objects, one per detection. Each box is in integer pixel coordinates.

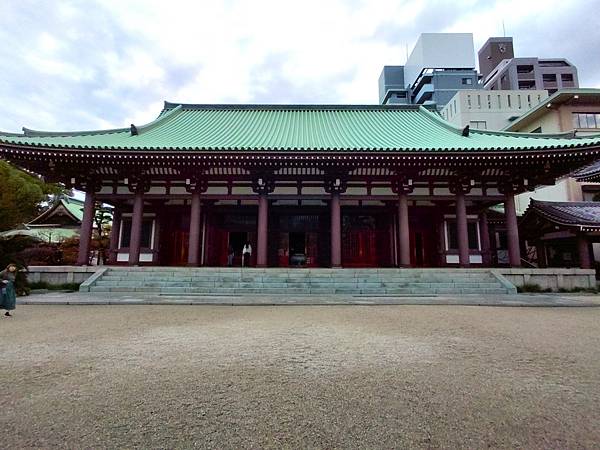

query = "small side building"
[
  {"left": 520, "top": 199, "right": 600, "bottom": 269},
  {"left": 0, "top": 196, "right": 84, "bottom": 243}
]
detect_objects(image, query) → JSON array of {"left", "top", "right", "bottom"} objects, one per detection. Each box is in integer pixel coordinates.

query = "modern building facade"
[
  {"left": 505, "top": 89, "right": 600, "bottom": 211},
  {"left": 440, "top": 89, "right": 549, "bottom": 131},
  {"left": 379, "top": 33, "right": 480, "bottom": 108},
  {"left": 479, "top": 37, "right": 579, "bottom": 94},
  {"left": 2, "top": 102, "right": 600, "bottom": 270}
]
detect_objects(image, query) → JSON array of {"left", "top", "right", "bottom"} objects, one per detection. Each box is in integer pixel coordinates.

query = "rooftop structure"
[
  {"left": 479, "top": 37, "right": 578, "bottom": 94},
  {"left": 478, "top": 37, "right": 515, "bottom": 80},
  {"left": 441, "top": 89, "right": 549, "bottom": 131},
  {"left": 2, "top": 102, "right": 600, "bottom": 270},
  {"left": 379, "top": 33, "right": 480, "bottom": 108}
]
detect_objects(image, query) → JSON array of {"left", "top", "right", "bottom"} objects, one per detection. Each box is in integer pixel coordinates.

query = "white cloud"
[{"left": 0, "top": 0, "right": 596, "bottom": 132}]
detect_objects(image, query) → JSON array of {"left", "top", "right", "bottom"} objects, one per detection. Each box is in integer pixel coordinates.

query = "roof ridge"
[
  {"left": 163, "top": 102, "right": 424, "bottom": 111},
  {"left": 19, "top": 125, "right": 129, "bottom": 138},
  {"left": 135, "top": 104, "right": 183, "bottom": 135}
]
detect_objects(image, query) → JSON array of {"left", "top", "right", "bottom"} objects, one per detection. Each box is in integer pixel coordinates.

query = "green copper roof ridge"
[
  {"left": 163, "top": 102, "right": 424, "bottom": 111},
  {"left": 417, "top": 106, "right": 464, "bottom": 136},
  {"left": 135, "top": 104, "right": 183, "bottom": 135},
  {"left": 19, "top": 125, "right": 129, "bottom": 137}
]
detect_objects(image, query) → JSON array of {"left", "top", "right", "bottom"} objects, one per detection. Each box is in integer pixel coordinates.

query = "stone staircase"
[{"left": 81, "top": 267, "right": 516, "bottom": 296}]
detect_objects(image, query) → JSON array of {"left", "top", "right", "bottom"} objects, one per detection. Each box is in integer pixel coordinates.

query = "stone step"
[
  {"left": 102, "top": 272, "right": 495, "bottom": 281},
  {"left": 83, "top": 268, "right": 514, "bottom": 296},
  {"left": 95, "top": 280, "right": 501, "bottom": 289},
  {"left": 106, "top": 269, "right": 489, "bottom": 278},
  {"left": 89, "top": 286, "right": 512, "bottom": 295}
]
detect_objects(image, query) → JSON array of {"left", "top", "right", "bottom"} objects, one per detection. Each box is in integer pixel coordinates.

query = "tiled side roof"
[
  {"left": 1, "top": 103, "right": 600, "bottom": 152},
  {"left": 27, "top": 196, "right": 84, "bottom": 226},
  {"left": 525, "top": 199, "right": 600, "bottom": 229},
  {"left": 573, "top": 159, "right": 600, "bottom": 181}
]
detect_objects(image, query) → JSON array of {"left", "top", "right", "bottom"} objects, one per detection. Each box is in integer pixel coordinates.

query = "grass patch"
[{"left": 29, "top": 281, "right": 81, "bottom": 292}]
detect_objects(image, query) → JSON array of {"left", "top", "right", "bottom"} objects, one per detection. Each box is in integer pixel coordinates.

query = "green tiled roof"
[
  {"left": 60, "top": 197, "right": 85, "bottom": 221},
  {"left": 2, "top": 103, "right": 600, "bottom": 152},
  {"left": 28, "top": 196, "right": 84, "bottom": 226}
]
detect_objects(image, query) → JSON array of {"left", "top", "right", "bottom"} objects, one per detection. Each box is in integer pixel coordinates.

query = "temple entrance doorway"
[
  {"left": 289, "top": 232, "right": 306, "bottom": 266},
  {"left": 228, "top": 231, "right": 248, "bottom": 266}
]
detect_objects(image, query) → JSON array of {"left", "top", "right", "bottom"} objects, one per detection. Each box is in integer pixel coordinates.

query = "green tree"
[
  {"left": 93, "top": 202, "right": 113, "bottom": 264},
  {"left": 0, "top": 161, "right": 64, "bottom": 231}
]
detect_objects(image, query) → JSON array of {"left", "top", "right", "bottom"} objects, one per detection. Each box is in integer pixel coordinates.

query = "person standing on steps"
[
  {"left": 242, "top": 242, "right": 252, "bottom": 267},
  {"left": 1, "top": 263, "right": 18, "bottom": 317},
  {"left": 227, "top": 244, "right": 235, "bottom": 267}
]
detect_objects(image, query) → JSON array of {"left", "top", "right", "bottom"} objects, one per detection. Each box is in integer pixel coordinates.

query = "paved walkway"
[{"left": 18, "top": 291, "right": 600, "bottom": 307}]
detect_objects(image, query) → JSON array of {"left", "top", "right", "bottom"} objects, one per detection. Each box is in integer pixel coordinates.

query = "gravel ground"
[{"left": 1, "top": 305, "right": 599, "bottom": 449}]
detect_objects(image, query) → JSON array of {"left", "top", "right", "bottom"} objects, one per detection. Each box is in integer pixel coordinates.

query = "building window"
[
  {"left": 461, "top": 77, "right": 473, "bottom": 85},
  {"left": 453, "top": 100, "right": 457, "bottom": 115},
  {"left": 487, "top": 95, "right": 491, "bottom": 108},
  {"left": 517, "top": 65, "right": 534, "bottom": 74},
  {"left": 477, "top": 95, "right": 481, "bottom": 109},
  {"left": 497, "top": 95, "right": 502, "bottom": 108},
  {"left": 467, "top": 95, "right": 472, "bottom": 109},
  {"left": 446, "top": 220, "right": 480, "bottom": 251},
  {"left": 562, "top": 73, "right": 574, "bottom": 82},
  {"left": 527, "top": 94, "right": 531, "bottom": 108},
  {"left": 573, "top": 112, "right": 600, "bottom": 129},
  {"left": 542, "top": 73, "right": 557, "bottom": 82},
  {"left": 469, "top": 120, "right": 487, "bottom": 130},
  {"left": 120, "top": 219, "right": 154, "bottom": 248},
  {"left": 507, "top": 95, "right": 512, "bottom": 108}
]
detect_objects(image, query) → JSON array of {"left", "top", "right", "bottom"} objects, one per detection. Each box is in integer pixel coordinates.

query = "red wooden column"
[
  {"left": 397, "top": 194, "right": 410, "bottom": 267},
  {"left": 128, "top": 189, "right": 145, "bottom": 266},
  {"left": 330, "top": 191, "right": 341, "bottom": 268},
  {"left": 392, "top": 177, "right": 413, "bottom": 268},
  {"left": 186, "top": 178, "right": 208, "bottom": 267},
  {"left": 504, "top": 194, "right": 521, "bottom": 267},
  {"left": 578, "top": 233, "right": 591, "bottom": 269},
  {"left": 77, "top": 189, "right": 96, "bottom": 266},
  {"left": 450, "top": 177, "right": 472, "bottom": 268},
  {"left": 257, "top": 193, "right": 269, "bottom": 267},
  {"left": 188, "top": 191, "right": 202, "bottom": 266},
  {"left": 107, "top": 207, "right": 122, "bottom": 264},
  {"left": 455, "top": 192, "right": 470, "bottom": 267},
  {"left": 252, "top": 176, "right": 274, "bottom": 268},
  {"left": 479, "top": 210, "right": 492, "bottom": 267},
  {"left": 325, "top": 176, "right": 347, "bottom": 268}
]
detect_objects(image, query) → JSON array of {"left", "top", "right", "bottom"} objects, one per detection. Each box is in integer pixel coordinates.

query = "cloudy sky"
[{"left": 0, "top": 0, "right": 596, "bottom": 132}]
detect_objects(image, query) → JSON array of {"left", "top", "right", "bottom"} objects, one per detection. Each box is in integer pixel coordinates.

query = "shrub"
[
  {"left": 517, "top": 283, "right": 552, "bottom": 293},
  {"left": 28, "top": 281, "right": 81, "bottom": 292}
]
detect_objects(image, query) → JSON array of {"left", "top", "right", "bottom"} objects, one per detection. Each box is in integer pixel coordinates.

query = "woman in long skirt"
[{"left": 0, "top": 263, "right": 18, "bottom": 317}]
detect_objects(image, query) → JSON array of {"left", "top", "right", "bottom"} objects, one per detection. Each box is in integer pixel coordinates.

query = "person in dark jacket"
[{"left": 1, "top": 263, "right": 18, "bottom": 317}]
